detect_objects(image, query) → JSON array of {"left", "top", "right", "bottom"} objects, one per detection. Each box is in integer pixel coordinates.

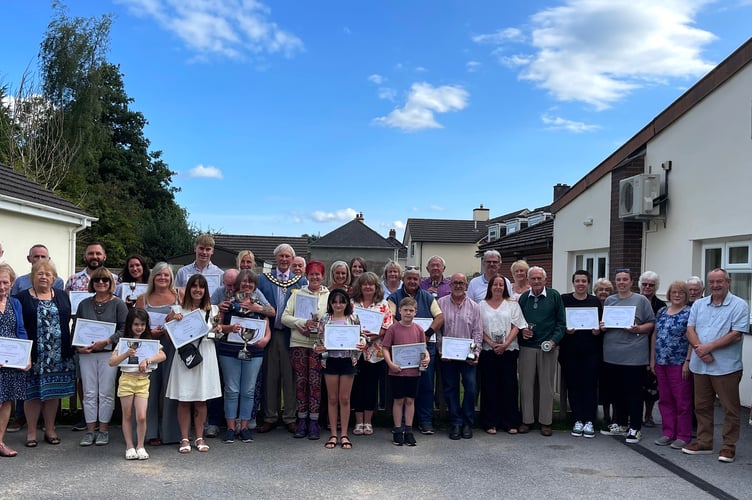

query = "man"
[
  {"left": 467, "top": 250, "right": 512, "bottom": 303},
  {"left": 210, "top": 268, "right": 239, "bottom": 307},
  {"left": 420, "top": 255, "right": 451, "bottom": 298},
  {"left": 437, "top": 273, "right": 482, "bottom": 440},
  {"left": 290, "top": 256, "right": 306, "bottom": 277},
  {"left": 175, "top": 233, "right": 224, "bottom": 292},
  {"left": 11, "top": 244, "right": 65, "bottom": 294},
  {"left": 686, "top": 276, "right": 704, "bottom": 305},
  {"left": 256, "top": 244, "right": 305, "bottom": 433},
  {"left": 388, "top": 266, "right": 443, "bottom": 435},
  {"left": 682, "top": 269, "right": 749, "bottom": 463},
  {"left": 517, "top": 266, "right": 566, "bottom": 436},
  {"left": 65, "top": 241, "right": 113, "bottom": 292}
]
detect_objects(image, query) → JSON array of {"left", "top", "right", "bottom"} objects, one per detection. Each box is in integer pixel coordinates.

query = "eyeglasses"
[
  {"left": 641, "top": 283, "right": 656, "bottom": 287},
  {"left": 485, "top": 260, "right": 500, "bottom": 265},
  {"left": 451, "top": 281, "right": 466, "bottom": 286},
  {"left": 92, "top": 277, "right": 111, "bottom": 283}
]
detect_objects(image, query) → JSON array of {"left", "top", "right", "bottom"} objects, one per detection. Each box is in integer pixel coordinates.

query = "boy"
[{"left": 382, "top": 297, "right": 430, "bottom": 446}]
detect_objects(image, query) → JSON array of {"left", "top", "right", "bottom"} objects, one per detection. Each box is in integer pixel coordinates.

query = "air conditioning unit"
[{"left": 618, "top": 173, "right": 662, "bottom": 219}]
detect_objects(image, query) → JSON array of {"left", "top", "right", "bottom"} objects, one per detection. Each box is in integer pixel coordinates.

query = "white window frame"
[{"left": 573, "top": 251, "right": 609, "bottom": 293}]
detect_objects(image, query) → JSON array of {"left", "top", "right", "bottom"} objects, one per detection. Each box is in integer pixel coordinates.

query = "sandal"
[
  {"left": 340, "top": 436, "right": 352, "bottom": 449},
  {"left": 44, "top": 434, "right": 61, "bottom": 445},
  {"left": 485, "top": 428, "right": 497, "bottom": 435},
  {"left": 353, "top": 423, "right": 365, "bottom": 435},
  {"left": 25, "top": 439, "right": 38, "bottom": 448},
  {"left": 507, "top": 428, "right": 518, "bottom": 435},
  {"left": 178, "top": 439, "right": 191, "bottom": 454},
  {"left": 325, "top": 435, "right": 338, "bottom": 449},
  {"left": 194, "top": 437, "right": 209, "bottom": 452},
  {"left": 363, "top": 423, "right": 373, "bottom": 435}
]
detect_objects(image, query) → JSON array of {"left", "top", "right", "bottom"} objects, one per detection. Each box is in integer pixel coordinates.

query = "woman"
[
  {"left": 0, "top": 264, "right": 30, "bottom": 457},
  {"left": 216, "top": 269, "right": 271, "bottom": 443},
  {"left": 165, "top": 274, "right": 222, "bottom": 453},
  {"left": 560, "top": 270, "right": 602, "bottom": 438},
  {"left": 594, "top": 279, "right": 614, "bottom": 306},
  {"left": 650, "top": 281, "right": 692, "bottom": 449},
  {"left": 237, "top": 250, "right": 256, "bottom": 270},
  {"left": 328, "top": 261, "right": 351, "bottom": 294},
  {"left": 600, "top": 269, "right": 655, "bottom": 444},
  {"left": 509, "top": 260, "right": 530, "bottom": 299},
  {"left": 314, "top": 289, "right": 364, "bottom": 449},
  {"left": 75, "top": 267, "right": 129, "bottom": 447},
  {"left": 639, "top": 270, "right": 665, "bottom": 427},
  {"left": 135, "top": 262, "right": 181, "bottom": 445},
  {"left": 115, "top": 254, "right": 150, "bottom": 308},
  {"left": 17, "top": 260, "right": 75, "bottom": 448},
  {"left": 381, "top": 261, "right": 403, "bottom": 298},
  {"left": 479, "top": 274, "right": 526, "bottom": 434},
  {"left": 349, "top": 257, "right": 367, "bottom": 282},
  {"left": 350, "top": 272, "right": 393, "bottom": 436},
  {"left": 282, "top": 260, "right": 329, "bottom": 440},
  {"left": 594, "top": 277, "right": 615, "bottom": 423}
]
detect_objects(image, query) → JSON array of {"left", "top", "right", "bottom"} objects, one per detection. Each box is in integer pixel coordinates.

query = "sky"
[{"left": 2, "top": 0, "right": 751, "bottom": 242}]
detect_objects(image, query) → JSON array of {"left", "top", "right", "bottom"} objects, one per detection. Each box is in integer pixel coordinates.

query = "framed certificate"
[
  {"left": 164, "top": 309, "right": 210, "bottom": 348},
  {"left": 204, "top": 274, "right": 222, "bottom": 297},
  {"left": 148, "top": 312, "right": 167, "bottom": 329},
  {"left": 0, "top": 337, "right": 33, "bottom": 369},
  {"left": 69, "top": 291, "right": 94, "bottom": 314},
  {"left": 324, "top": 325, "right": 361, "bottom": 350},
  {"left": 116, "top": 339, "right": 161, "bottom": 367},
  {"left": 119, "top": 283, "right": 148, "bottom": 301},
  {"left": 72, "top": 319, "right": 116, "bottom": 347},
  {"left": 391, "top": 342, "right": 424, "bottom": 369},
  {"left": 602, "top": 306, "right": 637, "bottom": 329},
  {"left": 413, "top": 318, "right": 433, "bottom": 331},
  {"left": 441, "top": 337, "right": 472, "bottom": 360},
  {"left": 565, "top": 307, "right": 599, "bottom": 330},
  {"left": 294, "top": 294, "right": 318, "bottom": 321},
  {"left": 226, "top": 316, "right": 266, "bottom": 344},
  {"left": 354, "top": 307, "right": 385, "bottom": 334}
]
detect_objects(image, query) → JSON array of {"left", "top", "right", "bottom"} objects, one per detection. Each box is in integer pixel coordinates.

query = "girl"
[{"left": 109, "top": 308, "right": 166, "bottom": 460}]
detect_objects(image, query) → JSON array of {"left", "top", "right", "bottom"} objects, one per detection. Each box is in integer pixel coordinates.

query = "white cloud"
[
  {"left": 472, "top": 27, "right": 523, "bottom": 44},
  {"left": 187, "top": 164, "right": 224, "bottom": 178},
  {"left": 377, "top": 87, "right": 397, "bottom": 101},
  {"left": 429, "top": 205, "right": 445, "bottom": 211},
  {"left": 368, "top": 74, "right": 385, "bottom": 85},
  {"left": 541, "top": 113, "right": 599, "bottom": 133},
  {"left": 466, "top": 61, "right": 481, "bottom": 72},
  {"left": 392, "top": 220, "right": 405, "bottom": 229},
  {"left": 310, "top": 208, "right": 358, "bottom": 222},
  {"left": 373, "top": 82, "right": 469, "bottom": 131},
  {"left": 474, "top": 0, "right": 717, "bottom": 109},
  {"left": 116, "top": 0, "right": 303, "bottom": 61}
]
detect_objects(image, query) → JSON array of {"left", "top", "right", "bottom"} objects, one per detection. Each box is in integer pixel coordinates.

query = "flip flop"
[
  {"left": 25, "top": 439, "right": 38, "bottom": 448},
  {"left": 324, "top": 436, "right": 338, "bottom": 449}
]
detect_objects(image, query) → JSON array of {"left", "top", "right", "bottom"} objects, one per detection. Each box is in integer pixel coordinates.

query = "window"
[
  {"left": 410, "top": 243, "right": 416, "bottom": 258},
  {"left": 702, "top": 240, "right": 752, "bottom": 316},
  {"left": 574, "top": 251, "right": 608, "bottom": 293},
  {"left": 488, "top": 224, "right": 500, "bottom": 242}
]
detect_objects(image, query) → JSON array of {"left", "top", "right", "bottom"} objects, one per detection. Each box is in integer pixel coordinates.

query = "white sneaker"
[
  {"left": 571, "top": 421, "right": 584, "bottom": 437},
  {"left": 625, "top": 428, "right": 641, "bottom": 444},
  {"left": 583, "top": 421, "right": 595, "bottom": 438},
  {"left": 600, "top": 423, "right": 628, "bottom": 436}
]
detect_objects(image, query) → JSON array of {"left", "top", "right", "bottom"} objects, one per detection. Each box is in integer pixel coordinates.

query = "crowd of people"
[{"left": 0, "top": 238, "right": 748, "bottom": 465}]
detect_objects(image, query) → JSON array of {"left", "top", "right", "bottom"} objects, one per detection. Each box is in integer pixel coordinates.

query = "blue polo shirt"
[{"left": 688, "top": 292, "right": 749, "bottom": 375}]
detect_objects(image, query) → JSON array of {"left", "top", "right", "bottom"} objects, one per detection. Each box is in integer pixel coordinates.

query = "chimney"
[
  {"left": 553, "top": 184, "right": 570, "bottom": 202},
  {"left": 355, "top": 212, "right": 364, "bottom": 222},
  {"left": 389, "top": 229, "right": 396, "bottom": 239},
  {"left": 473, "top": 204, "right": 490, "bottom": 222}
]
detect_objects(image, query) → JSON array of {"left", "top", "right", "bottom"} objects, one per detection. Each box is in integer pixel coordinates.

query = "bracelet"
[{"left": 685, "top": 359, "right": 690, "bottom": 362}]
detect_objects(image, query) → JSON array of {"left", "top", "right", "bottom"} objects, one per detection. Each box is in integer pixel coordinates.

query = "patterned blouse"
[{"left": 654, "top": 306, "right": 691, "bottom": 366}]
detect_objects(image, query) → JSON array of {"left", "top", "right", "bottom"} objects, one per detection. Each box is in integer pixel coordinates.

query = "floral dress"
[
  {"left": 0, "top": 300, "right": 26, "bottom": 402},
  {"left": 26, "top": 299, "right": 75, "bottom": 400}
]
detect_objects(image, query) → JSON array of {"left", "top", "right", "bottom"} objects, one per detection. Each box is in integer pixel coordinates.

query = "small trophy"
[
  {"left": 419, "top": 351, "right": 427, "bottom": 372},
  {"left": 233, "top": 291, "right": 248, "bottom": 315},
  {"left": 467, "top": 342, "right": 477, "bottom": 361},
  {"left": 207, "top": 315, "right": 224, "bottom": 341},
  {"left": 127, "top": 282, "right": 138, "bottom": 302},
  {"left": 541, "top": 340, "right": 554, "bottom": 352},
  {"left": 526, "top": 323, "right": 536, "bottom": 341},
  {"left": 127, "top": 341, "right": 141, "bottom": 365},
  {"left": 237, "top": 327, "right": 257, "bottom": 360},
  {"left": 309, "top": 313, "right": 319, "bottom": 333}
]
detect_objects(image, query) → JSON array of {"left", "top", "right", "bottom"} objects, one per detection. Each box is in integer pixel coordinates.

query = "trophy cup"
[
  {"left": 127, "top": 282, "right": 138, "bottom": 303},
  {"left": 541, "top": 340, "right": 554, "bottom": 352},
  {"left": 207, "top": 315, "right": 224, "bottom": 341},
  {"left": 127, "top": 341, "right": 140, "bottom": 365},
  {"left": 466, "top": 342, "right": 477, "bottom": 361},
  {"left": 237, "top": 327, "right": 257, "bottom": 360},
  {"left": 419, "top": 351, "right": 427, "bottom": 372},
  {"left": 234, "top": 291, "right": 249, "bottom": 315}
]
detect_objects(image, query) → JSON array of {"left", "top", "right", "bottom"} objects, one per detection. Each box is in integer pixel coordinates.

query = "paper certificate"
[
  {"left": 72, "top": 318, "right": 116, "bottom": 347},
  {"left": 602, "top": 306, "right": 637, "bottom": 329},
  {"left": 391, "top": 342, "right": 424, "bottom": 369},
  {"left": 164, "top": 309, "right": 210, "bottom": 348},
  {"left": 324, "top": 325, "right": 361, "bottom": 350},
  {"left": 413, "top": 318, "right": 433, "bottom": 331},
  {"left": 204, "top": 274, "right": 222, "bottom": 297},
  {"left": 565, "top": 307, "right": 600, "bottom": 330},
  {"left": 148, "top": 312, "right": 167, "bottom": 329},
  {"left": 294, "top": 294, "right": 318, "bottom": 321},
  {"left": 119, "top": 284, "right": 148, "bottom": 301},
  {"left": 354, "top": 307, "right": 385, "bottom": 334},
  {"left": 116, "top": 339, "right": 161, "bottom": 367},
  {"left": 441, "top": 337, "right": 472, "bottom": 361},
  {"left": 227, "top": 316, "right": 266, "bottom": 344},
  {"left": 0, "top": 337, "right": 33, "bottom": 369},
  {"left": 70, "top": 291, "right": 94, "bottom": 314}
]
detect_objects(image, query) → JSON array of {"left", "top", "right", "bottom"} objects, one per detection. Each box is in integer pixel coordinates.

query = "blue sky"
[{"left": 2, "top": 0, "right": 751, "bottom": 241}]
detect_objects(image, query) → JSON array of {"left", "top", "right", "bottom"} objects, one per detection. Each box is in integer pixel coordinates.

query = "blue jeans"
[
  {"left": 218, "top": 355, "right": 263, "bottom": 421},
  {"left": 415, "top": 342, "right": 436, "bottom": 426},
  {"left": 441, "top": 360, "right": 477, "bottom": 426}
]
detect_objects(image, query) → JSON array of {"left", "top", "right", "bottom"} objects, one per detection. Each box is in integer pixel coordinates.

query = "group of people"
[{"left": 0, "top": 238, "right": 747, "bottom": 465}]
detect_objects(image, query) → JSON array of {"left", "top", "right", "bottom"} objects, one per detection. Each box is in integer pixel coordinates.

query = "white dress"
[{"left": 165, "top": 305, "right": 222, "bottom": 402}]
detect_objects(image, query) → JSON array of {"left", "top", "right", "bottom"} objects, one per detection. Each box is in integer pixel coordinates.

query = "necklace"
[{"left": 32, "top": 287, "right": 53, "bottom": 300}]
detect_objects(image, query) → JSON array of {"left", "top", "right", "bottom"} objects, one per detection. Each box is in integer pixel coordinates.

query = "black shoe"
[
  {"left": 449, "top": 424, "right": 461, "bottom": 440},
  {"left": 418, "top": 423, "right": 435, "bottom": 435},
  {"left": 392, "top": 430, "right": 404, "bottom": 446},
  {"left": 404, "top": 432, "right": 417, "bottom": 446},
  {"left": 461, "top": 424, "right": 473, "bottom": 439}
]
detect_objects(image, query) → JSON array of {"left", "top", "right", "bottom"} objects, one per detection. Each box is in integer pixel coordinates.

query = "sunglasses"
[
  {"left": 404, "top": 266, "right": 420, "bottom": 271},
  {"left": 92, "top": 277, "right": 111, "bottom": 283}
]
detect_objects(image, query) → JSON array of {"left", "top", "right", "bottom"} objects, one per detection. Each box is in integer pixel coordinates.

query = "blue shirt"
[
  {"left": 688, "top": 292, "right": 749, "bottom": 375},
  {"left": 654, "top": 306, "right": 691, "bottom": 366}
]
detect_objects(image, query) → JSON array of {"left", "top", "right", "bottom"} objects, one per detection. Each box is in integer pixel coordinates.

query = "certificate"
[
  {"left": 148, "top": 312, "right": 167, "bottom": 329},
  {"left": 413, "top": 318, "right": 433, "bottom": 331},
  {"left": 0, "top": 337, "right": 33, "bottom": 369},
  {"left": 226, "top": 316, "right": 266, "bottom": 344},
  {"left": 72, "top": 318, "right": 116, "bottom": 346},
  {"left": 354, "top": 307, "right": 384, "bottom": 334},
  {"left": 164, "top": 309, "right": 210, "bottom": 348},
  {"left": 294, "top": 294, "right": 318, "bottom": 321},
  {"left": 441, "top": 337, "right": 472, "bottom": 360},
  {"left": 324, "top": 325, "right": 361, "bottom": 350},
  {"left": 119, "top": 283, "right": 148, "bottom": 301},
  {"left": 391, "top": 342, "right": 424, "bottom": 369},
  {"left": 116, "top": 339, "right": 160, "bottom": 367},
  {"left": 70, "top": 291, "right": 94, "bottom": 313},
  {"left": 204, "top": 274, "right": 222, "bottom": 297},
  {"left": 602, "top": 306, "right": 637, "bottom": 328},
  {"left": 565, "top": 307, "right": 600, "bottom": 330}
]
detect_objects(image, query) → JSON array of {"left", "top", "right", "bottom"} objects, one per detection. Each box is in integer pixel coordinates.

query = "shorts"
[
  {"left": 389, "top": 375, "right": 419, "bottom": 400},
  {"left": 321, "top": 356, "right": 356, "bottom": 376},
  {"left": 117, "top": 372, "right": 150, "bottom": 398}
]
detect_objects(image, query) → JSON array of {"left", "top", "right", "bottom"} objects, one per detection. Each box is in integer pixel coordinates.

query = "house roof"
[
  {"left": 310, "top": 218, "right": 395, "bottom": 249},
  {"left": 0, "top": 163, "right": 93, "bottom": 218},
  {"left": 551, "top": 36, "right": 752, "bottom": 214},
  {"left": 487, "top": 209, "right": 530, "bottom": 224},
  {"left": 478, "top": 219, "right": 554, "bottom": 254},
  {"left": 404, "top": 218, "right": 489, "bottom": 244},
  {"left": 212, "top": 235, "right": 310, "bottom": 263}
]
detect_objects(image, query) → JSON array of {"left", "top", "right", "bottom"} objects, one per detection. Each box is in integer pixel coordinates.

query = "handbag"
[{"left": 177, "top": 309, "right": 210, "bottom": 369}]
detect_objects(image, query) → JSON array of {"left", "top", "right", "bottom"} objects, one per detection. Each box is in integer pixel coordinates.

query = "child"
[
  {"left": 382, "top": 297, "right": 429, "bottom": 446},
  {"left": 109, "top": 308, "right": 166, "bottom": 460}
]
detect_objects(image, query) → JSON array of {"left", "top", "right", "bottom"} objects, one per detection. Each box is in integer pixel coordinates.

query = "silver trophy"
[
  {"left": 127, "top": 282, "right": 138, "bottom": 302},
  {"left": 237, "top": 327, "right": 258, "bottom": 361},
  {"left": 127, "top": 341, "right": 140, "bottom": 365},
  {"left": 541, "top": 340, "right": 554, "bottom": 352},
  {"left": 207, "top": 315, "right": 224, "bottom": 341},
  {"left": 234, "top": 291, "right": 249, "bottom": 315},
  {"left": 419, "top": 351, "right": 428, "bottom": 372},
  {"left": 467, "top": 342, "right": 477, "bottom": 361}
]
